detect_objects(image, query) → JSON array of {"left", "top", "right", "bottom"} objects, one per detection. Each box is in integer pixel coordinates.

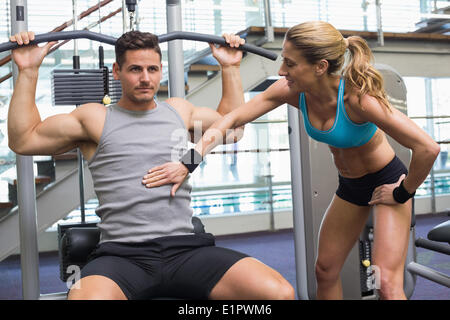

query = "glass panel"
[
  {"left": 405, "top": 77, "right": 450, "bottom": 197},
  {"left": 190, "top": 91, "right": 293, "bottom": 215},
  {"left": 269, "top": 0, "right": 450, "bottom": 32}
]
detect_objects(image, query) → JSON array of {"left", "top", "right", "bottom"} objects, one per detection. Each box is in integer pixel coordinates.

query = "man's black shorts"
[{"left": 78, "top": 233, "right": 248, "bottom": 300}]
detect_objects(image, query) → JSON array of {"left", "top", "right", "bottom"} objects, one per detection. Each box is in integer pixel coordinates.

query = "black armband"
[
  {"left": 180, "top": 148, "right": 203, "bottom": 173},
  {"left": 393, "top": 180, "right": 415, "bottom": 204}
]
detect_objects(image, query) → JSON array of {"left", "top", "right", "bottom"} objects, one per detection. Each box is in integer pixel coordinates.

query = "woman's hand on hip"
[{"left": 368, "top": 174, "right": 406, "bottom": 206}]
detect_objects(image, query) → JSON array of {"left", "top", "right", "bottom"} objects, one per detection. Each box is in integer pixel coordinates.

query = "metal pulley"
[{"left": 126, "top": 0, "right": 137, "bottom": 30}]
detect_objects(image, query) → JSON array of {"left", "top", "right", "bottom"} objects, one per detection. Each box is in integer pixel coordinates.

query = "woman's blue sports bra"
[{"left": 298, "top": 78, "right": 377, "bottom": 148}]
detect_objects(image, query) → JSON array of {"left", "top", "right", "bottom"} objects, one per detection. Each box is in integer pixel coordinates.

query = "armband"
[
  {"left": 393, "top": 180, "right": 415, "bottom": 204},
  {"left": 180, "top": 148, "right": 203, "bottom": 173}
]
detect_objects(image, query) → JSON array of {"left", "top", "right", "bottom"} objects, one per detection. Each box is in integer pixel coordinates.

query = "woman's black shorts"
[
  {"left": 78, "top": 233, "right": 248, "bottom": 300},
  {"left": 336, "top": 155, "right": 408, "bottom": 206}
]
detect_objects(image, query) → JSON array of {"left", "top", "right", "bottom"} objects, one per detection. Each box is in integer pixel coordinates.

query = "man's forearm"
[
  {"left": 216, "top": 65, "right": 244, "bottom": 115},
  {"left": 8, "top": 68, "right": 41, "bottom": 149}
]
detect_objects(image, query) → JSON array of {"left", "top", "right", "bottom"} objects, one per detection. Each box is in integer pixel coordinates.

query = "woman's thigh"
[
  {"left": 317, "top": 195, "right": 371, "bottom": 268},
  {"left": 372, "top": 200, "right": 412, "bottom": 275}
]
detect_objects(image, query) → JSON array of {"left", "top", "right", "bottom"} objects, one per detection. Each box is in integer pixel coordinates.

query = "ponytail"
[{"left": 344, "top": 36, "right": 391, "bottom": 111}]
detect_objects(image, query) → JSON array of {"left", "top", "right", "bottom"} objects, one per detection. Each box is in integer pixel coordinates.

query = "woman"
[{"left": 142, "top": 21, "right": 440, "bottom": 299}]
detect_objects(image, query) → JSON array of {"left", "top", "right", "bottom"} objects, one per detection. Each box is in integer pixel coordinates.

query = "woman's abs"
[{"left": 329, "top": 130, "right": 396, "bottom": 178}]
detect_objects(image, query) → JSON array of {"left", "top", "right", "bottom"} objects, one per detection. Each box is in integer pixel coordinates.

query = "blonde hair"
[{"left": 285, "top": 21, "right": 391, "bottom": 111}]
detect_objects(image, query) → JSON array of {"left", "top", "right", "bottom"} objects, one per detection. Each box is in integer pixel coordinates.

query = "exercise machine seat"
[
  {"left": 59, "top": 216, "right": 206, "bottom": 282},
  {"left": 427, "top": 220, "right": 450, "bottom": 244}
]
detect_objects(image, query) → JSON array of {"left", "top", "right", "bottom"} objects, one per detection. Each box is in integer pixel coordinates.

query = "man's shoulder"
[
  {"left": 80, "top": 102, "right": 107, "bottom": 110},
  {"left": 163, "top": 97, "right": 195, "bottom": 128},
  {"left": 75, "top": 102, "right": 107, "bottom": 113},
  {"left": 72, "top": 102, "right": 106, "bottom": 111},
  {"left": 164, "top": 97, "right": 193, "bottom": 109},
  {"left": 71, "top": 102, "right": 107, "bottom": 121},
  {"left": 164, "top": 97, "right": 195, "bottom": 116}
]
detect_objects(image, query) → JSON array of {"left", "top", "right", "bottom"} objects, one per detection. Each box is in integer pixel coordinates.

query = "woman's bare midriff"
[{"left": 329, "top": 129, "right": 396, "bottom": 178}]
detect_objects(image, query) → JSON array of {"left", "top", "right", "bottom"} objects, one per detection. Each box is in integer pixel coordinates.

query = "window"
[{"left": 405, "top": 77, "right": 450, "bottom": 197}]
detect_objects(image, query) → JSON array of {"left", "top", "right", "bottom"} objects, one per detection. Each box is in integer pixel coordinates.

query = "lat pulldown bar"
[{"left": 0, "top": 30, "right": 278, "bottom": 61}]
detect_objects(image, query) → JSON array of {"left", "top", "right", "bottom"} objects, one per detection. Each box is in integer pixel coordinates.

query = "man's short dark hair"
[{"left": 115, "top": 31, "right": 162, "bottom": 67}]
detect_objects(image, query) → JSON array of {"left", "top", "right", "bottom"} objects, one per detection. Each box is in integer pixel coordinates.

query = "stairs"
[
  {"left": 415, "top": 6, "right": 450, "bottom": 35},
  {"left": 0, "top": 150, "right": 98, "bottom": 261},
  {"left": 157, "top": 59, "right": 222, "bottom": 100},
  {"left": 0, "top": 192, "right": 13, "bottom": 213},
  {"left": 0, "top": 161, "right": 53, "bottom": 220}
]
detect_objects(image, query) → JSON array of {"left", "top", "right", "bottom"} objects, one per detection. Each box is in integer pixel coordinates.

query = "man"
[{"left": 8, "top": 30, "right": 295, "bottom": 300}]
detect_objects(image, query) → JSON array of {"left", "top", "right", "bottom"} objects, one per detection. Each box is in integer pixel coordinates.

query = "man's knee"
[
  {"left": 265, "top": 278, "right": 295, "bottom": 300},
  {"left": 210, "top": 257, "right": 295, "bottom": 300},
  {"left": 67, "top": 276, "right": 127, "bottom": 300}
]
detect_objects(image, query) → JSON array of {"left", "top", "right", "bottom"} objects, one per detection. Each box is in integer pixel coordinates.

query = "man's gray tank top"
[{"left": 88, "top": 101, "right": 194, "bottom": 244}]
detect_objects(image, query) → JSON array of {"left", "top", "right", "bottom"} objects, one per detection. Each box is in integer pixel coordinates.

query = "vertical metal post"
[
  {"left": 429, "top": 166, "right": 436, "bottom": 214},
  {"left": 361, "top": 0, "right": 369, "bottom": 31},
  {"left": 10, "top": 0, "right": 40, "bottom": 300},
  {"left": 98, "top": 0, "right": 102, "bottom": 34},
  {"left": 72, "top": 0, "right": 78, "bottom": 56},
  {"left": 77, "top": 149, "right": 86, "bottom": 222},
  {"left": 287, "top": 106, "right": 309, "bottom": 300},
  {"left": 135, "top": 0, "right": 140, "bottom": 30},
  {"left": 72, "top": 0, "right": 85, "bottom": 222},
  {"left": 425, "top": 79, "right": 436, "bottom": 214},
  {"left": 419, "top": 0, "right": 428, "bottom": 15},
  {"left": 263, "top": 0, "right": 274, "bottom": 42},
  {"left": 213, "top": 0, "right": 222, "bottom": 36},
  {"left": 122, "top": 0, "right": 128, "bottom": 33},
  {"left": 266, "top": 161, "right": 275, "bottom": 231},
  {"left": 375, "top": 0, "right": 384, "bottom": 46},
  {"left": 166, "top": 0, "right": 185, "bottom": 98}
]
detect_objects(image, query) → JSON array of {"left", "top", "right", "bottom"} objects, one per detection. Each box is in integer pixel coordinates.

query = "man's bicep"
[
  {"left": 18, "top": 113, "right": 85, "bottom": 155},
  {"left": 189, "top": 106, "right": 222, "bottom": 132}
]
